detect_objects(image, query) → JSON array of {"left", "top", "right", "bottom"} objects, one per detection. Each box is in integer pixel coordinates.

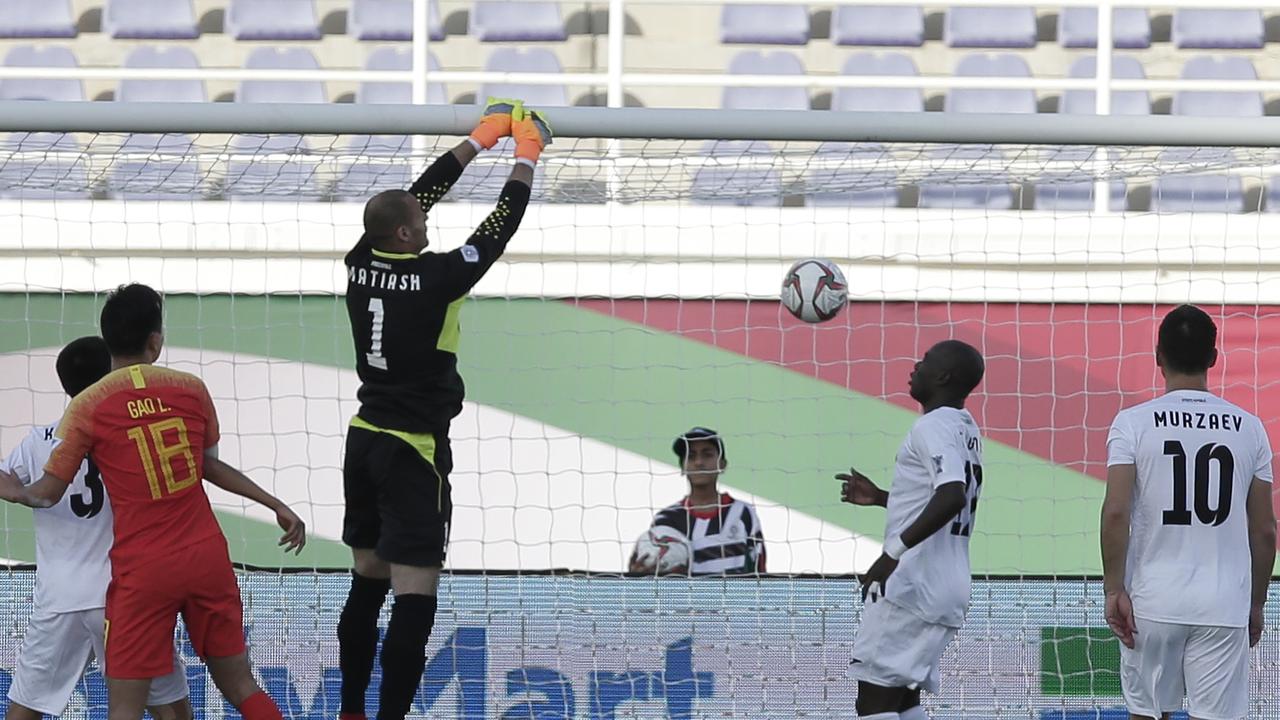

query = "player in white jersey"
[
  {"left": 1101, "top": 305, "right": 1276, "bottom": 720},
  {"left": 837, "top": 339, "right": 986, "bottom": 720},
  {"left": 0, "top": 338, "right": 190, "bottom": 720}
]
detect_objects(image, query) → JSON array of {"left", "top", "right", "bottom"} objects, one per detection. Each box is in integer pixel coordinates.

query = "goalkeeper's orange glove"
[
  {"left": 469, "top": 97, "right": 522, "bottom": 150},
  {"left": 512, "top": 106, "right": 553, "bottom": 163}
]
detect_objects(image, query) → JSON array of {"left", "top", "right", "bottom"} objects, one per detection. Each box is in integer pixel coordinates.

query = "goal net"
[{"left": 0, "top": 116, "right": 1278, "bottom": 718}]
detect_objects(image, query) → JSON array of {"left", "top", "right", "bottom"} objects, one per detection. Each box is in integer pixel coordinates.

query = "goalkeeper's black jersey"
[{"left": 345, "top": 152, "right": 531, "bottom": 434}]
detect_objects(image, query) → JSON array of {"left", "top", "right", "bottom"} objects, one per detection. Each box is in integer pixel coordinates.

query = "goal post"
[{"left": 1, "top": 101, "right": 1279, "bottom": 718}]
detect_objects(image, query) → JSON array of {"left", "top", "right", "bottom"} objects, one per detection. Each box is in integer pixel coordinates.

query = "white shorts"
[
  {"left": 9, "top": 607, "right": 188, "bottom": 715},
  {"left": 849, "top": 593, "right": 958, "bottom": 694},
  {"left": 1120, "top": 617, "right": 1248, "bottom": 720}
]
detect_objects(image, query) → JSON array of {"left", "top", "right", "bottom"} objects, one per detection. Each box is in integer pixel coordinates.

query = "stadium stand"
[
  {"left": 358, "top": 46, "right": 446, "bottom": 105},
  {"left": 1057, "top": 7, "right": 1150, "bottom": 48},
  {"left": 470, "top": 1, "right": 567, "bottom": 41},
  {"left": 945, "top": 6, "right": 1037, "bottom": 48},
  {"left": 108, "top": 133, "right": 203, "bottom": 199},
  {"left": 946, "top": 53, "right": 1036, "bottom": 114},
  {"left": 720, "top": 4, "right": 809, "bottom": 45},
  {"left": 0, "top": 132, "right": 88, "bottom": 198},
  {"left": 1059, "top": 55, "right": 1149, "bottom": 116},
  {"left": 833, "top": 52, "right": 922, "bottom": 112},
  {"left": 224, "top": 134, "right": 324, "bottom": 200},
  {"left": 103, "top": 0, "right": 199, "bottom": 39},
  {"left": 691, "top": 140, "right": 783, "bottom": 206},
  {"left": 478, "top": 48, "right": 568, "bottom": 107},
  {"left": 117, "top": 46, "right": 205, "bottom": 103},
  {"left": 237, "top": 47, "right": 327, "bottom": 104},
  {"left": 1172, "top": 9, "right": 1264, "bottom": 49},
  {"left": 225, "top": 0, "right": 321, "bottom": 41},
  {"left": 832, "top": 5, "right": 924, "bottom": 46}
]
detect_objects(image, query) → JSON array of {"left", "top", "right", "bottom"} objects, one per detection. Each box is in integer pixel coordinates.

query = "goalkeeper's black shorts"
[{"left": 342, "top": 421, "right": 453, "bottom": 568}]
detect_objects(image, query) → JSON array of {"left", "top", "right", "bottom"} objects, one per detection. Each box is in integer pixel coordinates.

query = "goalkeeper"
[{"left": 338, "top": 99, "right": 551, "bottom": 720}]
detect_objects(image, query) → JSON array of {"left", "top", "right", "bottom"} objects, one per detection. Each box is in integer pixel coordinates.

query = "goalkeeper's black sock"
[
  {"left": 337, "top": 571, "right": 391, "bottom": 715},
  {"left": 376, "top": 593, "right": 438, "bottom": 720}
]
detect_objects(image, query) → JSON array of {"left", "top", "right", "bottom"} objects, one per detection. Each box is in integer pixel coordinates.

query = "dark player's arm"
[
  {"left": 406, "top": 141, "right": 481, "bottom": 215},
  {"left": 1246, "top": 477, "right": 1276, "bottom": 608},
  {"left": 203, "top": 456, "right": 288, "bottom": 513},
  {"left": 1100, "top": 463, "right": 1136, "bottom": 595},
  {"left": 434, "top": 179, "right": 533, "bottom": 300},
  {"left": 896, "top": 481, "right": 968, "bottom": 550},
  {"left": 0, "top": 467, "right": 68, "bottom": 508}
]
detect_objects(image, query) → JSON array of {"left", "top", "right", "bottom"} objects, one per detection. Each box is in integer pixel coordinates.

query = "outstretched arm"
[
  {"left": 203, "top": 456, "right": 306, "bottom": 554},
  {"left": 407, "top": 99, "right": 522, "bottom": 214},
  {"left": 0, "top": 467, "right": 68, "bottom": 508},
  {"left": 1101, "top": 463, "right": 1137, "bottom": 648}
]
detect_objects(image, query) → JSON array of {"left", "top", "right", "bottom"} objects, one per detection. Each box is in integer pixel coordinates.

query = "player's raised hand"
[
  {"left": 859, "top": 552, "right": 899, "bottom": 602},
  {"left": 274, "top": 505, "right": 307, "bottom": 555},
  {"left": 513, "top": 106, "right": 553, "bottom": 163},
  {"left": 0, "top": 468, "right": 21, "bottom": 503},
  {"left": 1105, "top": 590, "right": 1138, "bottom": 649},
  {"left": 1250, "top": 602, "right": 1265, "bottom": 647},
  {"left": 837, "top": 468, "right": 888, "bottom": 507},
  {"left": 469, "top": 97, "right": 522, "bottom": 150}
]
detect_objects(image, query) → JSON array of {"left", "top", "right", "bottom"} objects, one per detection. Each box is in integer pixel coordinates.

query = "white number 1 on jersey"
[{"left": 367, "top": 297, "right": 388, "bottom": 370}]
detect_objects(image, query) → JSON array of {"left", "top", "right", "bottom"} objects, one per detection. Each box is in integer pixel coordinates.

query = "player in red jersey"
[{"left": 0, "top": 283, "right": 306, "bottom": 720}]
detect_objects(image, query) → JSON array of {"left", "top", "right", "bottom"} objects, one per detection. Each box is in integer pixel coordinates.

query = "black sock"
[
  {"left": 337, "top": 571, "right": 391, "bottom": 715},
  {"left": 376, "top": 593, "right": 437, "bottom": 720}
]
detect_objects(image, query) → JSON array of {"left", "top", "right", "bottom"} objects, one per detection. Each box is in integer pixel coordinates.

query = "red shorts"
[{"left": 105, "top": 538, "right": 246, "bottom": 679}]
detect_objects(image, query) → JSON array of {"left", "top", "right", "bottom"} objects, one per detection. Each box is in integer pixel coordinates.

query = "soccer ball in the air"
[
  {"left": 780, "top": 258, "right": 848, "bottom": 323},
  {"left": 632, "top": 526, "right": 692, "bottom": 574}
]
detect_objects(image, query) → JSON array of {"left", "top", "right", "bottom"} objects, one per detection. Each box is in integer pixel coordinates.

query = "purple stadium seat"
[
  {"left": 478, "top": 48, "right": 568, "bottom": 107},
  {"left": 1152, "top": 148, "right": 1245, "bottom": 213},
  {"left": 334, "top": 136, "right": 413, "bottom": 200},
  {"left": 1059, "top": 55, "right": 1148, "bottom": 115},
  {"left": 0, "top": 46, "right": 82, "bottom": 101},
  {"left": 0, "top": 133, "right": 88, "bottom": 198},
  {"left": 832, "top": 5, "right": 923, "bottom": 46},
  {"left": 1173, "top": 9, "right": 1263, "bottom": 50},
  {"left": 918, "top": 145, "right": 1016, "bottom": 209},
  {"left": 0, "top": 0, "right": 75, "bottom": 38},
  {"left": 945, "top": 7, "right": 1037, "bottom": 48},
  {"left": 238, "top": 48, "right": 327, "bottom": 104},
  {"left": 720, "top": 5, "right": 809, "bottom": 45},
  {"left": 946, "top": 54, "right": 1036, "bottom": 114},
  {"left": 109, "top": 133, "right": 203, "bottom": 199},
  {"left": 1173, "top": 57, "right": 1263, "bottom": 117},
  {"left": 471, "top": 1, "right": 566, "bottom": 42},
  {"left": 117, "top": 47, "right": 205, "bottom": 103},
  {"left": 1034, "top": 178, "right": 1126, "bottom": 211},
  {"left": 833, "top": 52, "right": 922, "bottom": 112},
  {"left": 358, "top": 47, "right": 447, "bottom": 105},
  {"left": 350, "top": 0, "right": 444, "bottom": 41},
  {"left": 1058, "top": 8, "right": 1150, "bottom": 49},
  {"left": 226, "top": 0, "right": 320, "bottom": 40},
  {"left": 722, "top": 51, "right": 808, "bottom": 111},
  {"left": 104, "top": 0, "right": 198, "bottom": 39},
  {"left": 691, "top": 141, "right": 782, "bottom": 207},
  {"left": 1262, "top": 179, "right": 1280, "bottom": 213},
  {"left": 805, "top": 147, "right": 900, "bottom": 207},
  {"left": 224, "top": 135, "right": 324, "bottom": 200}
]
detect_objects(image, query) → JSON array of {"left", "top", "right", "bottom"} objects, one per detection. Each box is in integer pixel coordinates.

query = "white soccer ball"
[
  {"left": 632, "top": 525, "right": 692, "bottom": 574},
  {"left": 780, "top": 258, "right": 848, "bottom": 323}
]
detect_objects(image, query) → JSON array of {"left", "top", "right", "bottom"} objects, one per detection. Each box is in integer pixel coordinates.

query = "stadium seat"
[
  {"left": 1151, "top": 148, "right": 1245, "bottom": 213},
  {"left": 722, "top": 51, "right": 809, "bottom": 111},
  {"left": 1262, "top": 179, "right": 1280, "bottom": 213},
  {"left": 1057, "top": 7, "right": 1150, "bottom": 49},
  {"left": 350, "top": 0, "right": 444, "bottom": 41},
  {"left": 117, "top": 47, "right": 205, "bottom": 103},
  {"left": 470, "top": 1, "right": 566, "bottom": 42},
  {"left": 478, "top": 48, "right": 568, "bottom": 107},
  {"left": 833, "top": 52, "right": 922, "bottom": 112},
  {"left": 334, "top": 135, "right": 413, "bottom": 201},
  {"left": 225, "top": 0, "right": 321, "bottom": 40},
  {"left": 1173, "top": 57, "right": 1263, "bottom": 118},
  {"left": 0, "top": 0, "right": 75, "bottom": 38},
  {"left": 103, "top": 0, "right": 198, "bottom": 39},
  {"left": 237, "top": 48, "right": 327, "bottom": 104},
  {"left": 805, "top": 146, "right": 900, "bottom": 207},
  {"left": 0, "top": 132, "right": 89, "bottom": 198},
  {"left": 945, "top": 7, "right": 1037, "bottom": 48},
  {"left": 109, "top": 133, "right": 203, "bottom": 199},
  {"left": 917, "top": 145, "right": 1017, "bottom": 209},
  {"left": 1034, "top": 176, "right": 1126, "bottom": 211},
  {"left": 832, "top": 5, "right": 923, "bottom": 46},
  {"left": 224, "top": 135, "right": 324, "bottom": 201},
  {"left": 358, "top": 47, "right": 447, "bottom": 104},
  {"left": 720, "top": 4, "right": 809, "bottom": 45},
  {"left": 1172, "top": 9, "right": 1264, "bottom": 49},
  {"left": 691, "top": 141, "right": 783, "bottom": 206},
  {"left": 1059, "top": 55, "right": 1148, "bottom": 116},
  {"left": 946, "top": 54, "right": 1036, "bottom": 114},
  {"left": 0, "top": 46, "right": 82, "bottom": 101}
]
